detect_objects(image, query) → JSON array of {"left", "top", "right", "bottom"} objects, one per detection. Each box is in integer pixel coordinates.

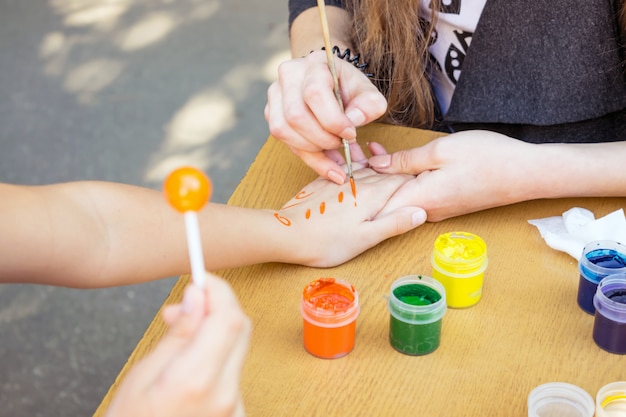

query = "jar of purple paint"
[{"left": 592, "top": 273, "right": 626, "bottom": 354}]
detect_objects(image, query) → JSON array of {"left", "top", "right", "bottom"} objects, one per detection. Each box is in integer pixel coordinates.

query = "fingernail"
[
  {"left": 369, "top": 154, "right": 391, "bottom": 169},
  {"left": 412, "top": 209, "right": 427, "bottom": 226},
  {"left": 327, "top": 169, "right": 345, "bottom": 184},
  {"left": 346, "top": 108, "right": 366, "bottom": 126}
]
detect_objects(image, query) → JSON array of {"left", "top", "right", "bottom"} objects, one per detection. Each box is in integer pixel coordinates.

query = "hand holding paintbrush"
[
  {"left": 265, "top": 3, "right": 387, "bottom": 184},
  {"left": 316, "top": 0, "right": 357, "bottom": 195}
]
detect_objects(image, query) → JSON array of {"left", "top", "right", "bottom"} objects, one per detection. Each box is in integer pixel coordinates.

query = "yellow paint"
[
  {"left": 435, "top": 233, "right": 483, "bottom": 260},
  {"left": 431, "top": 232, "right": 488, "bottom": 308},
  {"left": 601, "top": 392, "right": 626, "bottom": 408}
]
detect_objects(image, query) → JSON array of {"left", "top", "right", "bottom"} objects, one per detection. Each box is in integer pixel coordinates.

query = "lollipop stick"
[{"left": 184, "top": 211, "right": 205, "bottom": 288}]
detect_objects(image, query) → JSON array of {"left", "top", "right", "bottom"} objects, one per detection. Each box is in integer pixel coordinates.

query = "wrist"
[{"left": 313, "top": 46, "right": 373, "bottom": 78}]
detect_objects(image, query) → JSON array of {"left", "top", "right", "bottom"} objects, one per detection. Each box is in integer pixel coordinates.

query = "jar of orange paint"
[{"left": 300, "top": 278, "right": 360, "bottom": 359}]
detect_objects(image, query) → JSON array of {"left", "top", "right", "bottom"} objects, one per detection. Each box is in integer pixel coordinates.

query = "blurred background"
[{"left": 0, "top": 0, "right": 290, "bottom": 415}]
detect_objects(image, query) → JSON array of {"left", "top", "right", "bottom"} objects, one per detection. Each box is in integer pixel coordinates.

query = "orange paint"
[
  {"left": 273, "top": 212, "right": 291, "bottom": 226},
  {"left": 301, "top": 278, "right": 360, "bottom": 359},
  {"left": 275, "top": 190, "right": 356, "bottom": 226},
  {"left": 349, "top": 177, "right": 357, "bottom": 207}
]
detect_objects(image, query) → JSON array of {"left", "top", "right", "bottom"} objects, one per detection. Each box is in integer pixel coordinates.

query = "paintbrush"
[{"left": 316, "top": 0, "right": 355, "bottom": 186}]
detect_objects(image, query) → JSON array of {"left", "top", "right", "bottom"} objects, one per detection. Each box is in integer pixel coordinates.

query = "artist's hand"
[
  {"left": 273, "top": 167, "right": 427, "bottom": 267},
  {"left": 105, "top": 273, "right": 251, "bottom": 417},
  {"left": 265, "top": 51, "right": 387, "bottom": 184},
  {"left": 367, "top": 130, "right": 543, "bottom": 221}
]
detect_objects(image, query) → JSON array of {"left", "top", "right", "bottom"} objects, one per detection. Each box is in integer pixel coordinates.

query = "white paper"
[{"left": 528, "top": 207, "right": 626, "bottom": 259}]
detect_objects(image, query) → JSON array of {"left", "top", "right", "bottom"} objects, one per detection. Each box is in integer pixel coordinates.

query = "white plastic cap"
[
  {"left": 528, "top": 382, "right": 594, "bottom": 417},
  {"left": 596, "top": 381, "right": 626, "bottom": 417}
]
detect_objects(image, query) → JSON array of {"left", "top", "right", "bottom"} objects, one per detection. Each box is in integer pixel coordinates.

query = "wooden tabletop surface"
[{"left": 94, "top": 123, "right": 625, "bottom": 416}]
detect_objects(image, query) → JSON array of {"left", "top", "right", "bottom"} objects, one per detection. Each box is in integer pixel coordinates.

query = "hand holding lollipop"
[{"left": 163, "top": 166, "right": 212, "bottom": 288}]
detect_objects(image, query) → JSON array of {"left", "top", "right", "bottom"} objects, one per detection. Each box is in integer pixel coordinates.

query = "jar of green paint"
[{"left": 388, "top": 275, "right": 447, "bottom": 355}]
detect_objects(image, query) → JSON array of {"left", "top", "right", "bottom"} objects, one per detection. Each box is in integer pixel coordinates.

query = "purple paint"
[
  {"left": 577, "top": 241, "right": 626, "bottom": 314},
  {"left": 593, "top": 274, "right": 626, "bottom": 354}
]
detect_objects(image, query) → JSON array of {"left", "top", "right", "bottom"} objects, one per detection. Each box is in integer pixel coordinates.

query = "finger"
[
  {"left": 294, "top": 148, "right": 347, "bottom": 185},
  {"left": 366, "top": 206, "right": 427, "bottom": 240},
  {"left": 367, "top": 141, "right": 389, "bottom": 156},
  {"left": 162, "top": 304, "right": 183, "bottom": 325},
  {"left": 369, "top": 146, "right": 434, "bottom": 175},
  {"left": 266, "top": 82, "right": 328, "bottom": 154},
  {"left": 166, "top": 275, "right": 249, "bottom": 385},
  {"left": 341, "top": 80, "right": 387, "bottom": 127},
  {"left": 349, "top": 141, "right": 368, "bottom": 164},
  {"left": 342, "top": 161, "right": 369, "bottom": 174},
  {"left": 276, "top": 59, "right": 348, "bottom": 149},
  {"left": 301, "top": 55, "right": 357, "bottom": 140},
  {"left": 325, "top": 148, "right": 346, "bottom": 165},
  {"left": 133, "top": 285, "right": 206, "bottom": 383}
]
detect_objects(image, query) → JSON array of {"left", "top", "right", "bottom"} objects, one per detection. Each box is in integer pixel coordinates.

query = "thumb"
[
  {"left": 149, "top": 285, "right": 205, "bottom": 361},
  {"left": 366, "top": 207, "right": 427, "bottom": 242}
]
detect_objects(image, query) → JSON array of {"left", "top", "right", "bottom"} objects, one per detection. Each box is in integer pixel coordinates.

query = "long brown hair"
[{"left": 345, "top": 0, "right": 626, "bottom": 129}]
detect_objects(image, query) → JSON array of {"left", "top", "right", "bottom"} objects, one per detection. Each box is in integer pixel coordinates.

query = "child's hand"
[{"left": 106, "top": 273, "right": 251, "bottom": 417}]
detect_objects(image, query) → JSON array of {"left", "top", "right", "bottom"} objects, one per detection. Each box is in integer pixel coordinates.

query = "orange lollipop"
[{"left": 164, "top": 166, "right": 212, "bottom": 287}]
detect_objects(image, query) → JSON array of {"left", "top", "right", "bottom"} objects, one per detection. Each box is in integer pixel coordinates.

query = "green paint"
[
  {"left": 393, "top": 284, "right": 441, "bottom": 306},
  {"left": 389, "top": 316, "right": 442, "bottom": 355}
]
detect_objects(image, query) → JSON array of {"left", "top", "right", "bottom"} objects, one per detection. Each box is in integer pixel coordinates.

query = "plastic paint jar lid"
[
  {"left": 300, "top": 278, "right": 360, "bottom": 359},
  {"left": 596, "top": 381, "right": 626, "bottom": 417},
  {"left": 528, "top": 382, "right": 594, "bottom": 417}
]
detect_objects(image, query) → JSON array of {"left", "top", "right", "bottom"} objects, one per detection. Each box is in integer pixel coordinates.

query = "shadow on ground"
[{"left": 0, "top": 0, "right": 289, "bottom": 415}]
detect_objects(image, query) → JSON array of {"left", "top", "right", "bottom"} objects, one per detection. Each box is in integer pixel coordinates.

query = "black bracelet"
[{"left": 315, "top": 46, "right": 374, "bottom": 78}]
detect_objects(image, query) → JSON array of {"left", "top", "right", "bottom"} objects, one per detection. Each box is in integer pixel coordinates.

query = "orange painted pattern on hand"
[{"left": 273, "top": 178, "right": 359, "bottom": 226}]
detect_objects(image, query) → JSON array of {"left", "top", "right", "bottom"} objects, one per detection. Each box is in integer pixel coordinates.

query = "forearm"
[
  {"left": 522, "top": 141, "right": 626, "bottom": 200},
  {"left": 290, "top": 6, "right": 353, "bottom": 57},
  {"left": 0, "top": 182, "right": 291, "bottom": 288}
]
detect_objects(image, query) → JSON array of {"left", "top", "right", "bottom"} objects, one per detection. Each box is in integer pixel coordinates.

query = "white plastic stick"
[{"left": 184, "top": 211, "right": 205, "bottom": 288}]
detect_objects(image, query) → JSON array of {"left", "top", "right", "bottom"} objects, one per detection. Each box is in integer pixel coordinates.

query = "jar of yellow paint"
[{"left": 431, "top": 232, "right": 488, "bottom": 308}]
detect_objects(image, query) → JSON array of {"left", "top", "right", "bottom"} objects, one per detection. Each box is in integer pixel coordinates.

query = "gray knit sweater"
[{"left": 288, "top": 0, "right": 626, "bottom": 143}]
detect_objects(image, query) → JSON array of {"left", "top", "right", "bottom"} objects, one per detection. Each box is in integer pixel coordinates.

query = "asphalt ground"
[{"left": 0, "top": 0, "right": 290, "bottom": 415}]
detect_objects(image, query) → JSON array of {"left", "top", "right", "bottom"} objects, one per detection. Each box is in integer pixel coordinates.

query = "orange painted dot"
[
  {"left": 305, "top": 208, "right": 311, "bottom": 219},
  {"left": 338, "top": 191, "right": 344, "bottom": 203},
  {"left": 319, "top": 202, "right": 326, "bottom": 214},
  {"left": 163, "top": 166, "right": 212, "bottom": 213}
]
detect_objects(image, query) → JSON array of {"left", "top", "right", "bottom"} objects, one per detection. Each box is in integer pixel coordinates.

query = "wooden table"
[{"left": 94, "top": 123, "right": 625, "bottom": 416}]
